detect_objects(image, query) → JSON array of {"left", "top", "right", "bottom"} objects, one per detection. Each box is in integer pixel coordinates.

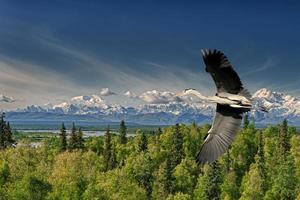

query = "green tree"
[
  {"left": 152, "top": 157, "right": 173, "bottom": 199},
  {"left": 0, "top": 113, "right": 6, "bottom": 149},
  {"left": 0, "top": 113, "right": 14, "bottom": 149},
  {"left": 77, "top": 127, "right": 85, "bottom": 150},
  {"left": 290, "top": 134, "right": 300, "bottom": 189},
  {"left": 137, "top": 129, "right": 148, "bottom": 152},
  {"left": 243, "top": 113, "right": 249, "bottom": 129},
  {"left": 119, "top": 120, "right": 127, "bottom": 144},
  {"left": 230, "top": 125, "right": 257, "bottom": 186},
  {"left": 183, "top": 124, "right": 200, "bottom": 159},
  {"left": 11, "top": 174, "right": 52, "bottom": 200},
  {"left": 173, "top": 158, "right": 199, "bottom": 195},
  {"left": 240, "top": 162, "right": 265, "bottom": 200},
  {"left": 264, "top": 156, "right": 297, "bottom": 200},
  {"left": 166, "top": 192, "right": 191, "bottom": 200},
  {"left": 4, "top": 122, "right": 14, "bottom": 147},
  {"left": 59, "top": 123, "right": 67, "bottom": 152},
  {"left": 103, "top": 126, "right": 113, "bottom": 171},
  {"left": 194, "top": 161, "right": 223, "bottom": 200},
  {"left": 171, "top": 123, "right": 183, "bottom": 168},
  {"left": 0, "top": 162, "right": 10, "bottom": 186},
  {"left": 109, "top": 143, "right": 117, "bottom": 170},
  {"left": 84, "top": 169, "right": 147, "bottom": 200},
  {"left": 125, "top": 152, "right": 153, "bottom": 199},
  {"left": 157, "top": 127, "right": 163, "bottom": 137},
  {"left": 220, "top": 170, "right": 240, "bottom": 200},
  {"left": 69, "top": 122, "right": 78, "bottom": 150},
  {"left": 257, "top": 130, "right": 267, "bottom": 193},
  {"left": 240, "top": 131, "right": 267, "bottom": 200},
  {"left": 279, "top": 119, "right": 290, "bottom": 159}
]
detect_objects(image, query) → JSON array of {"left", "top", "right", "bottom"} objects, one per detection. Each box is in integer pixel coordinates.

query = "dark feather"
[
  {"left": 202, "top": 49, "right": 244, "bottom": 94},
  {"left": 196, "top": 104, "right": 246, "bottom": 164}
]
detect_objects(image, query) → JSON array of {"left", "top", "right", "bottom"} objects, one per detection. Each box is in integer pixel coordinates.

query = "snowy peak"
[
  {"left": 252, "top": 88, "right": 295, "bottom": 102},
  {"left": 253, "top": 88, "right": 272, "bottom": 98},
  {"left": 251, "top": 88, "right": 300, "bottom": 123},
  {"left": 11, "top": 88, "right": 300, "bottom": 125}
]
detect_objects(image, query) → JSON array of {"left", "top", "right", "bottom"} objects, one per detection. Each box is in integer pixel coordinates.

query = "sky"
[{"left": 0, "top": 0, "right": 300, "bottom": 109}]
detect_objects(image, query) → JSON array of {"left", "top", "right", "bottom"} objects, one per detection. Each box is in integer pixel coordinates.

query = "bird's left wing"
[
  {"left": 202, "top": 49, "right": 245, "bottom": 95},
  {"left": 196, "top": 104, "right": 243, "bottom": 164}
]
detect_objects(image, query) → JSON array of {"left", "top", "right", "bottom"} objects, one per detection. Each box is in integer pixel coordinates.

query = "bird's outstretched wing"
[
  {"left": 196, "top": 104, "right": 243, "bottom": 164},
  {"left": 202, "top": 49, "right": 245, "bottom": 95}
]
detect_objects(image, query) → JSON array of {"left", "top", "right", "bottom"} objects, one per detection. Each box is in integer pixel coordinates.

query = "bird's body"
[
  {"left": 179, "top": 49, "right": 256, "bottom": 164},
  {"left": 183, "top": 89, "right": 252, "bottom": 109}
]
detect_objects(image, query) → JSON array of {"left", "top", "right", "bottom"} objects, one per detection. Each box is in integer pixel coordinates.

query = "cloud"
[
  {"left": 124, "top": 91, "right": 138, "bottom": 98},
  {"left": 241, "top": 58, "right": 276, "bottom": 76},
  {"left": 138, "top": 90, "right": 183, "bottom": 104},
  {"left": 0, "top": 94, "right": 15, "bottom": 103},
  {"left": 100, "top": 88, "right": 117, "bottom": 96}
]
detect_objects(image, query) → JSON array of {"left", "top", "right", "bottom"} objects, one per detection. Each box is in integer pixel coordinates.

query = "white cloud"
[
  {"left": 124, "top": 91, "right": 138, "bottom": 98},
  {"left": 138, "top": 90, "right": 183, "bottom": 104},
  {"left": 100, "top": 88, "right": 116, "bottom": 96},
  {"left": 0, "top": 94, "right": 15, "bottom": 103},
  {"left": 241, "top": 58, "right": 276, "bottom": 76}
]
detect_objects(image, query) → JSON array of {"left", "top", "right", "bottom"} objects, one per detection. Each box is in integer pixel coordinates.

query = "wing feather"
[
  {"left": 196, "top": 104, "right": 243, "bottom": 164},
  {"left": 202, "top": 49, "right": 244, "bottom": 94}
]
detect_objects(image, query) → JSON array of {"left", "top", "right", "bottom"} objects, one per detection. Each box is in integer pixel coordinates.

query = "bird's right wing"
[
  {"left": 202, "top": 49, "right": 245, "bottom": 95},
  {"left": 196, "top": 104, "right": 243, "bottom": 164}
]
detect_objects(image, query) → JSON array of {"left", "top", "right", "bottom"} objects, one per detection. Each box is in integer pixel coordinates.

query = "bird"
[{"left": 177, "top": 49, "right": 256, "bottom": 164}]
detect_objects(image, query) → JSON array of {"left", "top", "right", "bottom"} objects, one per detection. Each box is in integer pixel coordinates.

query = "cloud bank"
[
  {"left": 124, "top": 91, "right": 138, "bottom": 98},
  {"left": 100, "top": 88, "right": 116, "bottom": 96},
  {"left": 138, "top": 90, "right": 183, "bottom": 104}
]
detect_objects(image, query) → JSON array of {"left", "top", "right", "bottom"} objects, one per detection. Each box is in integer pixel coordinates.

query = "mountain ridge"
[{"left": 6, "top": 88, "right": 300, "bottom": 125}]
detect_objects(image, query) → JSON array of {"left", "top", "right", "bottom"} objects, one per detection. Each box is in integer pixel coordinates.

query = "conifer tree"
[
  {"left": 103, "top": 126, "right": 112, "bottom": 171},
  {"left": 243, "top": 113, "right": 249, "bottom": 129},
  {"left": 0, "top": 162, "right": 10, "bottom": 186},
  {"left": 224, "top": 150, "right": 232, "bottom": 173},
  {"left": 4, "top": 122, "right": 14, "bottom": 146},
  {"left": 192, "top": 121, "right": 197, "bottom": 128},
  {"left": 137, "top": 129, "right": 148, "bottom": 152},
  {"left": 171, "top": 123, "right": 183, "bottom": 168},
  {"left": 0, "top": 113, "right": 5, "bottom": 149},
  {"left": 59, "top": 123, "right": 67, "bottom": 152},
  {"left": 0, "top": 113, "right": 14, "bottom": 149},
  {"left": 69, "top": 122, "right": 78, "bottom": 150},
  {"left": 279, "top": 119, "right": 290, "bottom": 158},
  {"left": 164, "top": 157, "right": 173, "bottom": 194},
  {"left": 77, "top": 127, "right": 84, "bottom": 150},
  {"left": 204, "top": 161, "right": 222, "bottom": 200},
  {"left": 220, "top": 170, "right": 240, "bottom": 200},
  {"left": 257, "top": 130, "right": 266, "bottom": 192},
  {"left": 157, "top": 127, "right": 162, "bottom": 137},
  {"left": 154, "top": 157, "right": 173, "bottom": 198},
  {"left": 264, "top": 156, "right": 297, "bottom": 200},
  {"left": 194, "top": 161, "right": 223, "bottom": 200},
  {"left": 119, "top": 120, "right": 127, "bottom": 144},
  {"left": 108, "top": 142, "right": 117, "bottom": 170},
  {"left": 240, "top": 131, "right": 267, "bottom": 199}
]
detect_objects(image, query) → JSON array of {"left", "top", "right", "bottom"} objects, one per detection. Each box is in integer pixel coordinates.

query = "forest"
[{"left": 0, "top": 114, "right": 299, "bottom": 200}]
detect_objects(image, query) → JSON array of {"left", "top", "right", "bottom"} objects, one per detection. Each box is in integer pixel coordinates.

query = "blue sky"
[{"left": 0, "top": 1, "right": 300, "bottom": 108}]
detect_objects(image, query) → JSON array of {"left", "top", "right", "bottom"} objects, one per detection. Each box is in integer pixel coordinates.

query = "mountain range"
[{"left": 5, "top": 88, "right": 300, "bottom": 126}]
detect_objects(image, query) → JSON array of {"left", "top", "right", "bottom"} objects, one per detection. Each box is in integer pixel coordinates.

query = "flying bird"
[{"left": 178, "top": 49, "right": 254, "bottom": 164}]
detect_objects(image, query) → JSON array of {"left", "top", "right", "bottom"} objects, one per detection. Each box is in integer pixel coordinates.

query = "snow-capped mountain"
[
  {"left": 251, "top": 88, "right": 300, "bottom": 124},
  {"left": 6, "top": 88, "right": 300, "bottom": 125}
]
